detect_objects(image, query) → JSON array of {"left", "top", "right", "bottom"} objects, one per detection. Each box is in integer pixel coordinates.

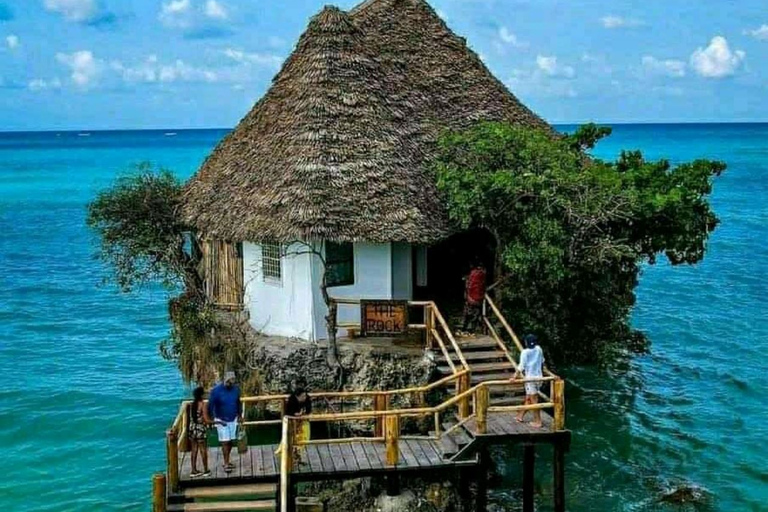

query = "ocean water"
[{"left": 0, "top": 125, "right": 766, "bottom": 511}]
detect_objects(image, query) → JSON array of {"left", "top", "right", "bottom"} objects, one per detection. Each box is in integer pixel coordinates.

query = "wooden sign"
[{"left": 360, "top": 300, "right": 409, "bottom": 336}]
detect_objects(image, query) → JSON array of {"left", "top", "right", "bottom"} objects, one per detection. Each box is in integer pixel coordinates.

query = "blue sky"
[{"left": 1, "top": 0, "right": 767, "bottom": 130}]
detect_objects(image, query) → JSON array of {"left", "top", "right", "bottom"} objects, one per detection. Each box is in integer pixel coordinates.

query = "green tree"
[{"left": 435, "top": 123, "right": 724, "bottom": 365}]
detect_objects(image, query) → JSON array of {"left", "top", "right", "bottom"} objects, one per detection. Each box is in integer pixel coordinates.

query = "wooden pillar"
[
  {"left": 280, "top": 417, "right": 293, "bottom": 512},
  {"left": 553, "top": 444, "right": 565, "bottom": 512},
  {"left": 385, "top": 414, "right": 400, "bottom": 466},
  {"left": 166, "top": 429, "right": 179, "bottom": 493},
  {"left": 374, "top": 394, "right": 387, "bottom": 438},
  {"left": 475, "top": 449, "right": 489, "bottom": 512},
  {"left": 152, "top": 472, "right": 166, "bottom": 512},
  {"left": 457, "top": 372, "right": 470, "bottom": 419},
  {"left": 522, "top": 445, "right": 535, "bottom": 512},
  {"left": 552, "top": 379, "right": 565, "bottom": 432},
  {"left": 458, "top": 468, "right": 472, "bottom": 512},
  {"left": 425, "top": 305, "right": 434, "bottom": 349},
  {"left": 476, "top": 385, "right": 489, "bottom": 434},
  {"left": 386, "top": 474, "right": 400, "bottom": 497}
]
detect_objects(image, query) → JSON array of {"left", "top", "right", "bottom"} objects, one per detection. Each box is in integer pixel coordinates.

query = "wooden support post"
[
  {"left": 552, "top": 379, "right": 565, "bottom": 432},
  {"left": 280, "top": 417, "right": 293, "bottom": 512},
  {"left": 458, "top": 468, "right": 472, "bottom": 512},
  {"left": 523, "top": 445, "right": 535, "bottom": 512},
  {"left": 374, "top": 394, "right": 387, "bottom": 438},
  {"left": 475, "top": 449, "right": 489, "bottom": 512},
  {"left": 384, "top": 414, "right": 400, "bottom": 466},
  {"left": 476, "top": 385, "right": 489, "bottom": 434},
  {"left": 554, "top": 444, "right": 565, "bottom": 512},
  {"left": 457, "top": 372, "right": 470, "bottom": 419},
  {"left": 386, "top": 474, "right": 400, "bottom": 497},
  {"left": 152, "top": 472, "right": 166, "bottom": 512},
  {"left": 425, "top": 305, "right": 434, "bottom": 349},
  {"left": 165, "top": 429, "right": 179, "bottom": 493}
]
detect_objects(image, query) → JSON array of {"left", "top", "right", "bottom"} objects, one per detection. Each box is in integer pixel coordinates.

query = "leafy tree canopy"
[{"left": 435, "top": 123, "right": 725, "bottom": 365}]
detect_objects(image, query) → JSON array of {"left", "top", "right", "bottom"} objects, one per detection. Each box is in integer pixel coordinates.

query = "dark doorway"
[{"left": 413, "top": 229, "right": 496, "bottom": 322}]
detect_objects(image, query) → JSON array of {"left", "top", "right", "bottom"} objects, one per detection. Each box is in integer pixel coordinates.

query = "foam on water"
[{"left": 1, "top": 125, "right": 766, "bottom": 511}]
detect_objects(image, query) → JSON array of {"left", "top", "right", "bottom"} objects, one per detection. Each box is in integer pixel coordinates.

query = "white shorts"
[
  {"left": 525, "top": 382, "right": 541, "bottom": 396},
  {"left": 215, "top": 419, "right": 238, "bottom": 442}
]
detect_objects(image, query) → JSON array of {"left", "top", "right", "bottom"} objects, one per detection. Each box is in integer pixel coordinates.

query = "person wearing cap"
[
  {"left": 514, "top": 334, "right": 545, "bottom": 428},
  {"left": 208, "top": 371, "right": 242, "bottom": 472}
]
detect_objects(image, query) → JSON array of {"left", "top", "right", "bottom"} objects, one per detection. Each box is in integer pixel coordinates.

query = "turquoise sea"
[{"left": 1, "top": 124, "right": 766, "bottom": 511}]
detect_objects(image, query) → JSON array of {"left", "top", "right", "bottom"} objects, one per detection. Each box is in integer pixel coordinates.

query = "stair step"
[
  {"left": 182, "top": 484, "right": 277, "bottom": 500},
  {"left": 456, "top": 338, "right": 498, "bottom": 350},
  {"left": 490, "top": 396, "right": 526, "bottom": 406},
  {"left": 442, "top": 422, "right": 473, "bottom": 446},
  {"left": 470, "top": 371, "right": 515, "bottom": 384},
  {"left": 429, "top": 431, "right": 459, "bottom": 456},
  {"left": 168, "top": 500, "right": 276, "bottom": 512},
  {"left": 438, "top": 361, "right": 515, "bottom": 375},
  {"left": 437, "top": 350, "right": 507, "bottom": 363}
]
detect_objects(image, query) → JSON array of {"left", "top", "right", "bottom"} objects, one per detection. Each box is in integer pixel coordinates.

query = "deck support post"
[
  {"left": 386, "top": 473, "right": 401, "bottom": 497},
  {"left": 425, "top": 304, "right": 434, "bottom": 349},
  {"left": 475, "top": 449, "right": 489, "bottom": 512},
  {"left": 151, "top": 472, "right": 166, "bottom": 512},
  {"left": 165, "top": 429, "right": 179, "bottom": 493},
  {"left": 553, "top": 443, "right": 565, "bottom": 512},
  {"left": 476, "top": 385, "right": 489, "bottom": 434},
  {"left": 457, "top": 372, "right": 470, "bottom": 419},
  {"left": 458, "top": 468, "right": 472, "bottom": 512},
  {"left": 552, "top": 379, "right": 565, "bottom": 432},
  {"left": 522, "top": 444, "right": 535, "bottom": 512}
]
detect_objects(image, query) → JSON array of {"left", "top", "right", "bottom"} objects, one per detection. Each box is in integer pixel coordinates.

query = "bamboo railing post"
[
  {"left": 457, "top": 372, "right": 470, "bottom": 419},
  {"left": 425, "top": 304, "right": 434, "bottom": 349},
  {"left": 166, "top": 429, "right": 179, "bottom": 493},
  {"left": 385, "top": 414, "right": 400, "bottom": 466},
  {"left": 374, "top": 393, "right": 387, "bottom": 437},
  {"left": 476, "top": 385, "right": 489, "bottom": 434},
  {"left": 280, "top": 417, "right": 292, "bottom": 512},
  {"left": 152, "top": 472, "right": 166, "bottom": 512},
  {"left": 552, "top": 379, "right": 565, "bottom": 431}
]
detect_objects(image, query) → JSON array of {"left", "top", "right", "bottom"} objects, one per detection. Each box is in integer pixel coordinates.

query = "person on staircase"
[
  {"left": 188, "top": 386, "right": 215, "bottom": 478},
  {"left": 515, "top": 334, "right": 545, "bottom": 428},
  {"left": 208, "top": 371, "right": 242, "bottom": 473},
  {"left": 461, "top": 258, "right": 487, "bottom": 334}
]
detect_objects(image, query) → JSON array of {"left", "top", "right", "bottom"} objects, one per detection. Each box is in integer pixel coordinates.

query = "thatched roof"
[{"left": 182, "top": 0, "right": 549, "bottom": 243}]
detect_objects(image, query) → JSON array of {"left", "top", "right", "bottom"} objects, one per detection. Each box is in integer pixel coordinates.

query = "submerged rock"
[{"left": 657, "top": 482, "right": 711, "bottom": 507}]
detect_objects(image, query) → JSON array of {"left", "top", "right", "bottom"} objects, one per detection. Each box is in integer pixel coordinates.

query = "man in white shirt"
[{"left": 514, "top": 334, "right": 545, "bottom": 427}]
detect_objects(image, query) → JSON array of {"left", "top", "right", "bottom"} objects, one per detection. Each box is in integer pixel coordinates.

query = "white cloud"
[
  {"left": 160, "top": 0, "right": 231, "bottom": 36},
  {"left": 223, "top": 48, "right": 282, "bottom": 68},
  {"left": 536, "top": 55, "right": 575, "bottom": 78},
  {"left": 690, "top": 36, "right": 745, "bottom": 78},
  {"left": 600, "top": 15, "right": 643, "bottom": 29},
  {"left": 498, "top": 27, "right": 527, "bottom": 48},
  {"left": 744, "top": 24, "right": 768, "bottom": 41},
  {"left": 111, "top": 55, "right": 218, "bottom": 84},
  {"left": 43, "top": 0, "right": 113, "bottom": 24},
  {"left": 642, "top": 56, "right": 686, "bottom": 78},
  {"left": 204, "top": 0, "right": 227, "bottom": 20},
  {"left": 6, "top": 34, "right": 18, "bottom": 49},
  {"left": 56, "top": 50, "right": 100, "bottom": 87},
  {"left": 28, "top": 77, "right": 62, "bottom": 91}
]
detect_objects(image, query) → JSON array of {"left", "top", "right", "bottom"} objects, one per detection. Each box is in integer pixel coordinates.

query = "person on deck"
[
  {"left": 188, "top": 386, "right": 215, "bottom": 478},
  {"left": 461, "top": 259, "right": 487, "bottom": 333},
  {"left": 208, "top": 371, "right": 242, "bottom": 473},
  {"left": 514, "top": 334, "right": 545, "bottom": 428},
  {"left": 276, "top": 388, "right": 312, "bottom": 465}
]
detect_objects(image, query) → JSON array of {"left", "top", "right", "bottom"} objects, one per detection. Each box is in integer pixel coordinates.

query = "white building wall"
[
  {"left": 243, "top": 242, "right": 316, "bottom": 340},
  {"left": 312, "top": 242, "right": 395, "bottom": 340}
]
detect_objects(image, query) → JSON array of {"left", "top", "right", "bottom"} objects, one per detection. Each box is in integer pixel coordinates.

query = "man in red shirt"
[{"left": 461, "top": 259, "right": 487, "bottom": 333}]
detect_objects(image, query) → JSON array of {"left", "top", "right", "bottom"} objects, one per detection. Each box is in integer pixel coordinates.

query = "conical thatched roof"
[{"left": 182, "top": 0, "right": 549, "bottom": 243}]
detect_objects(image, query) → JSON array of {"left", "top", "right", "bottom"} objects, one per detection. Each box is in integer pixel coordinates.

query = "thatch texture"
[{"left": 182, "top": 0, "right": 549, "bottom": 243}]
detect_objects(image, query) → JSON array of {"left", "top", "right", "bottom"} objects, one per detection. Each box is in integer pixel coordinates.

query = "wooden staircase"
[{"left": 168, "top": 483, "right": 277, "bottom": 512}]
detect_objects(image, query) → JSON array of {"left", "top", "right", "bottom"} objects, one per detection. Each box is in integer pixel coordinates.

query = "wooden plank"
[
  {"left": 241, "top": 445, "right": 254, "bottom": 479},
  {"left": 362, "top": 442, "right": 386, "bottom": 469},
  {"left": 304, "top": 444, "right": 323, "bottom": 474},
  {"left": 317, "top": 444, "right": 337, "bottom": 473},
  {"left": 253, "top": 444, "right": 265, "bottom": 478},
  {"left": 328, "top": 443, "right": 348, "bottom": 472},
  {"left": 416, "top": 439, "right": 445, "bottom": 466},
  {"left": 398, "top": 439, "right": 420, "bottom": 468},
  {"left": 406, "top": 438, "right": 433, "bottom": 467},
  {"left": 179, "top": 451, "right": 191, "bottom": 481},
  {"left": 350, "top": 441, "right": 372, "bottom": 471},
  {"left": 339, "top": 443, "right": 361, "bottom": 473},
  {"left": 183, "top": 484, "right": 277, "bottom": 499},
  {"left": 265, "top": 445, "right": 278, "bottom": 476},
  {"left": 168, "top": 501, "right": 276, "bottom": 512}
]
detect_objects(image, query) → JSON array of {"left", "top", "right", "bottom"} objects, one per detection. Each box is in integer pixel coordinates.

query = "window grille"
[{"left": 261, "top": 243, "right": 282, "bottom": 282}]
